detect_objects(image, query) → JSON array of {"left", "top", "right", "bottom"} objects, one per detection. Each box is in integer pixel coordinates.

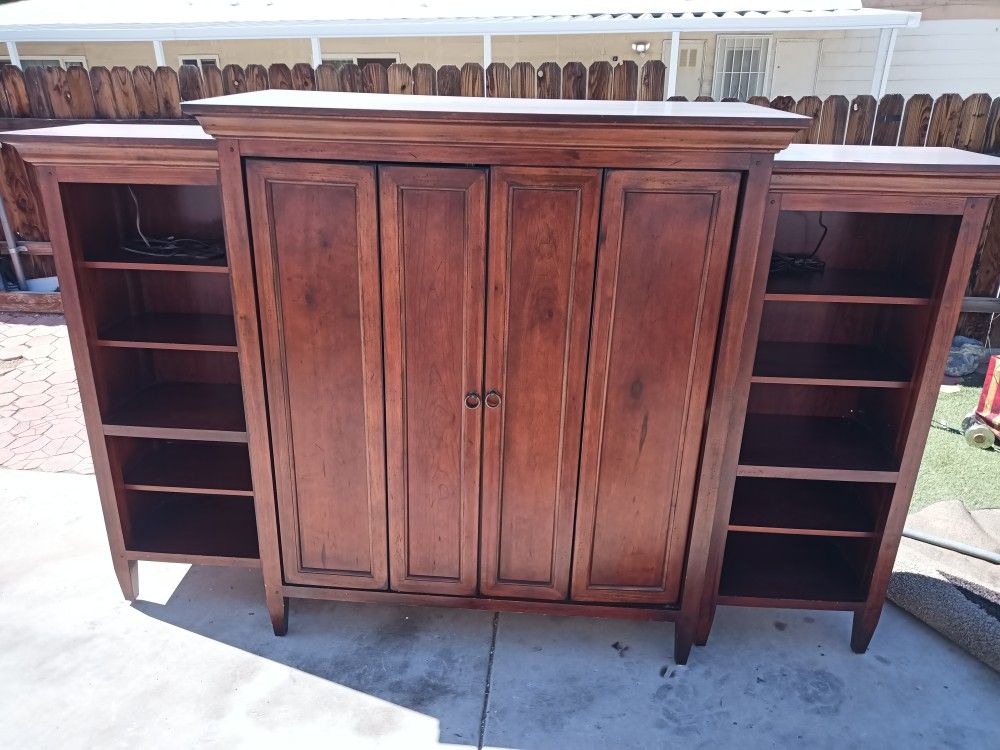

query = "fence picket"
[
  {"left": 536, "top": 62, "right": 561, "bottom": 99},
  {"left": 222, "top": 64, "right": 247, "bottom": 95},
  {"left": 387, "top": 63, "right": 414, "bottom": 95},
  {"left": 588, "top": 61, "right": 612, "bottom": 100},
  {"left": 926, "top": 93, "right": 963, "bottom": 147},
  {"left": 816, "top": 95, "right": 848, "bottom": 144},
  {"left": 954, "top": 93, "right": 992, "bottom": 151},
  {"left": 244, "top": 64, "right": 269, "bottom": 92},
  {"left": 364, "top": 63, "right": 390, "bottom": 94},
  {"left": 872, "top": 93, "right": 904, "bottom": 146},
  {"left": 88, "top": 66, "right": 116, "bottom": 118},
  {"left": 178, "top": 64, "right": 205, "bottom": 101},
  {"left": 511, "top": 62, "right": 535, "bottom": 99},
  {"left": 412, "top": 64, "right": 436, "bottom": 95},
  {"left": 291, "top": 63, "right": 315, "bottom": 91},
  {"left": 314, "top": 63, "right": 340, "bottom": 91},
  {"left": 154, "top": 66, "right": 182, "bottom": 117},
  {"left": 639, "top": 61, "right": 666, "bottom": 102},
  {"left": 132, "top": 66, "right": 159, "bottom": 117},
  {"left": 460, "top": 63, "right": 484, "bottom": 97},
  {"left": 1, "top": 66, "right": 31, "bottom": 117},
  {"left": 436, "top": 65, "right": 461, "bottom": 97},
  {"left": 485, "top": 63, "right": 511, "bottom": 98},
  {"left": 792, "top": 96, "right": 822, "bottom": 144},
  {"left": 202, "top": 64, "right": 224, "bottom": 97},
  {"left": 611, "top": 61, "right": 638, "bottom": 101},
  {"left": 23, "top": 66, "right": 52, "bottom": 118},
  {"left": 845, "top": 95, "right": 877, "bottom": 145},
  {"left": 898, "top": 93, "right": 932, "bottom": 146},
  {"left": 267, "top": 63, "right": 293, "bottom": 90}
]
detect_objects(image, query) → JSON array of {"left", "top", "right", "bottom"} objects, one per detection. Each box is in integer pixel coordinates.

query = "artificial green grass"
[{"left": 910, "top": 385, "right": 999, "bottom": 513}]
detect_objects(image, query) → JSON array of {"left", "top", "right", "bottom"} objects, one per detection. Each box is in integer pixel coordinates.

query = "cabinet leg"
[
  {"left": 115, "top": 559, "right": 138, "bottom": 601},
  {"left": 694, "top": 602, "right": 716, "bottom": 647},
  {"left": 673, "top": 621, "right": 694, "bottom": 665},
  {"left": 268, "top": 593, "right": 289, "bottom": 636},
  {"left": 851, "top": 607, "right": 881, "bottom": 654}
]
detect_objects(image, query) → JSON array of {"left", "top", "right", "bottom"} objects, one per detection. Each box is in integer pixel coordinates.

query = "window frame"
[
  {"left": 711, "top": 34, "right": 774, "bottom": 100},
  {"left": 177, "top": 54, "right": 222, "bottom": 70},
  {"left": 322, "top": 53, "right": 401, "bottom": 66},
  {"left": 0, "top": 55, "right": 88, "bottom": 69}
]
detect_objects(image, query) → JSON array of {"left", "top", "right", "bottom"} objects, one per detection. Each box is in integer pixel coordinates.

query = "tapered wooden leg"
[
  {"left": 115, "top": 558, "right": 138, "bottom": 601},
  {"left": 695, "top": 601, "right": 716, "bottom": 646},
  {"left": 674, "top": 620, "right": 694, "bottom": 665},
  {"left": 851, "top": 606, "right": 881, "bottom": 654},
  {"left": 268, "top": 593, "right": 289, "bottom": 636}
]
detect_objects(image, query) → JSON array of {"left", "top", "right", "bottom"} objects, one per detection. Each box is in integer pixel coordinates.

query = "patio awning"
[{"left": 0, "top": 1, "right": 921, "bottom": 41}]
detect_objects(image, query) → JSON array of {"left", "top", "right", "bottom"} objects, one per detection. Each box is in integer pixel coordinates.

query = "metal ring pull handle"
[
  {"left": 485, "top": 390, "right": 502, "bottom": 408},
  {"left": 465, "top": 392, "right": 482, "bottom": 409}
]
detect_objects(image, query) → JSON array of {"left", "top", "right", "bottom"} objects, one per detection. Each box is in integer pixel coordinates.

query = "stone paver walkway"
[{"left": 0, "top": 313, "right": 91, "bottom": 474}]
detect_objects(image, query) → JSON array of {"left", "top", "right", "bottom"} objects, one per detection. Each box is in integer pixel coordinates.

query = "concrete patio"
[{"left": 1, "top": 468, "right": 997, "bottom": 748}]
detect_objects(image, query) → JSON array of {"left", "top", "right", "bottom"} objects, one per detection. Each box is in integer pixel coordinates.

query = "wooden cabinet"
[
  {"left": 571, "top": 171, "right": 741, "bottom": 603},
  {"left": 246, "top": 160, "right": 388, "bottom": 589}
]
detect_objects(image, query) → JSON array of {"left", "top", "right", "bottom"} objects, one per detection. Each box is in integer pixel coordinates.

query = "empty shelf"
[
  {"left": 104, "top": 382, "right": 247, "bottom": 441},
  {"left": 97, "top": 313, "right": 237, "bottom": 351},
  {"left": 752, "top": 341, "right": 911, "bottom": 388}
]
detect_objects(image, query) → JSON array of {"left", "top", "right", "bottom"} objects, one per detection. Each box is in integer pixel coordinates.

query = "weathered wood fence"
[{"left": 1, "top": 60, "right": 998, "bottom": 336}]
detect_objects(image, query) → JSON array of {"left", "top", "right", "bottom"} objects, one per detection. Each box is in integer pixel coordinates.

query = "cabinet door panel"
[
  {"left": 480, "top": 167, "right": 601, "bottom": 600},
  {"left": 381, "top": 166, "right": 487, "bottom": 595},
  {"left": 571, "top": 170, "right": 741, "bottom": 604},
  {"left": 246, "top": 160, "right": 387, "bottom": 589}
]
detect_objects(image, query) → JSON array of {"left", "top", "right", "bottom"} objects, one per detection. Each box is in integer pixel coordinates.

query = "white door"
[
  {"left": 771, "top": 38, "right": 821, "bottom": 98},
  {"left": 663, "top": 39, "right": 706, "bottom": 99}
]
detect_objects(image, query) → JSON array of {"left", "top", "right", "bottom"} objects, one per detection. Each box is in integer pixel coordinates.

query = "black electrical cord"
[{"left": 770, "top": 213, "right": 828, "bottom": 277}]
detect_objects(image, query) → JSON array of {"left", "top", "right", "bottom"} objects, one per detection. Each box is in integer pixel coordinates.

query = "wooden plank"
[
  {"left": 815, "top": 95, "right": 848, "bottom": 145},
  {"left": 562, "top": 61, "right": 587, "bottom": 100},
  {"left": 222, "top": 64, "right": 247, "bottom": 95},
  {"left": 747, "top": 96, "right": 770, "bottom": 107},
  {"left": 0, "top": 291, "right": 62, "bottom": 314},
  {"left": 0, "top": 68, "right": 10, "bottom": 118},
  {"left": 291, "top": 63, "right": 315, "bottom": 91},
  {"left": 460, "top": 63, "right": 483, "bottom": 97},
  {"left": 267, "top": 63, "right": 293, "bottom": 90},
  {"left": 792, "top": 95, "right": 822, "bottom": 144},
  {"left": 244, "top": 63, "right": 269, "bottom": 92},
  {"left": 958, "top": 202, "right": 1000, "bottom": 340},
  {"left": 363, "top": 63, "right": 390, "bottom": 94},
  {"left": 87, "top": 66, "right": 116, "bottom": 119},
  {"left": 485, "top": 63, "right": 510, "bottom": 98},
  {"left": 314, "top": 63, "right": 339, "bottom": 91},
  {"left": 132, "top": 65, "right": 159, "bottom": 118},
  {"left": 436, "top": 64, "right": 461, "bottom": 97},
  {"left": 336, "top": 63, "right": 363, "bottom": 93},
  {"left": 387, "top": 63, "right": 413, "bottom": 95},
  {"left": 153, "top": 66, "right": 182, "bottom": 117},
  {"left": 871, "top": 93, "right": 904, "bottom": 146},
  {"left": 844, "top": 95, "right": 877, "bottom": 145},
  {"left": 611, "top": 60, "right": 638, "bottom": 101},
  {"left": 536, "top": 62, "right": 561, "bottom": 99},
  {"left": 43, "top": 66, "right": 74, "bottom": 119},
  {"left": 983, "top": 97, "right": 1000, "bottom": 155},
  {"left": 412, "top": 63, "right": 436, "bottom": 95},
  {"left": 108, "top": 66, "right": 138, "bottom": 118},
  {"left": 926, "top": 93, "right": 963, "bottom": 147},
  {"left": 66, "top": 65, "right": 96, "bottom": 120},
  {"left": 638, "top": 60, "right": 666, "bottom": 102},
  {"left": 587, "top": 61, "right": 612, "bottom": 100},
  {"left": 953, "top": 93, "right": 992, "bottom": 151},
  {"left": 202, "top": 63, "right": 224, "bottom": 97},
  {"left": 770, "top": 95, "right": 796, "bottom": 113},
  {"left": 510, "top": 62, "right": 535, "bottom": 99},
  {"left": 178, "top": 64, "right": 205, "bottom": 101},
  {"left": 1, "top": 66, "right": 31, "bottom": 118},
  {"left": 898, "top": 93, "right": 932, "bottom": 146},
  {"left": 23, "top": 65, "right": 52, "bottom": 118}
]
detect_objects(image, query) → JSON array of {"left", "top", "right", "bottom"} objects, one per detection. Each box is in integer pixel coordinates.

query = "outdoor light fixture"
[{"left": 631, "top": 41, "right": 651, "bottom": 54}]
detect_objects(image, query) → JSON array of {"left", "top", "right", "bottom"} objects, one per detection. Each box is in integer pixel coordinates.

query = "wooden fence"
[{"left": 0, "top": 60, "right": 998, "bottom": 336}]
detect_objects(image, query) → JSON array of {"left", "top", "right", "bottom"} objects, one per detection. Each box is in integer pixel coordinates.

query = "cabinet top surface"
[
  {"left": 0, "top": 123, "right": 213, "bottom": 145},
  {"left": 776, "top": 144, "right": 1000, "bottom": 172},
  {"left": 183, "top": 90, "right": 809, "bottom": 127}
]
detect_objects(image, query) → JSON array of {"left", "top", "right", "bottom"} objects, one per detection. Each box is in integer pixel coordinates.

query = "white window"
[
  {"left": 322, "top": 53, "right": 400, "bottom": 68},
  {"left": 2, "top": 55, "right": 88, "bottom": 70},
  {"left": 178, "top": 54, "right": 221, "bottom": 70},
  {"left": 712, "top": 35, "right": 772, "bottom": 100}
]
